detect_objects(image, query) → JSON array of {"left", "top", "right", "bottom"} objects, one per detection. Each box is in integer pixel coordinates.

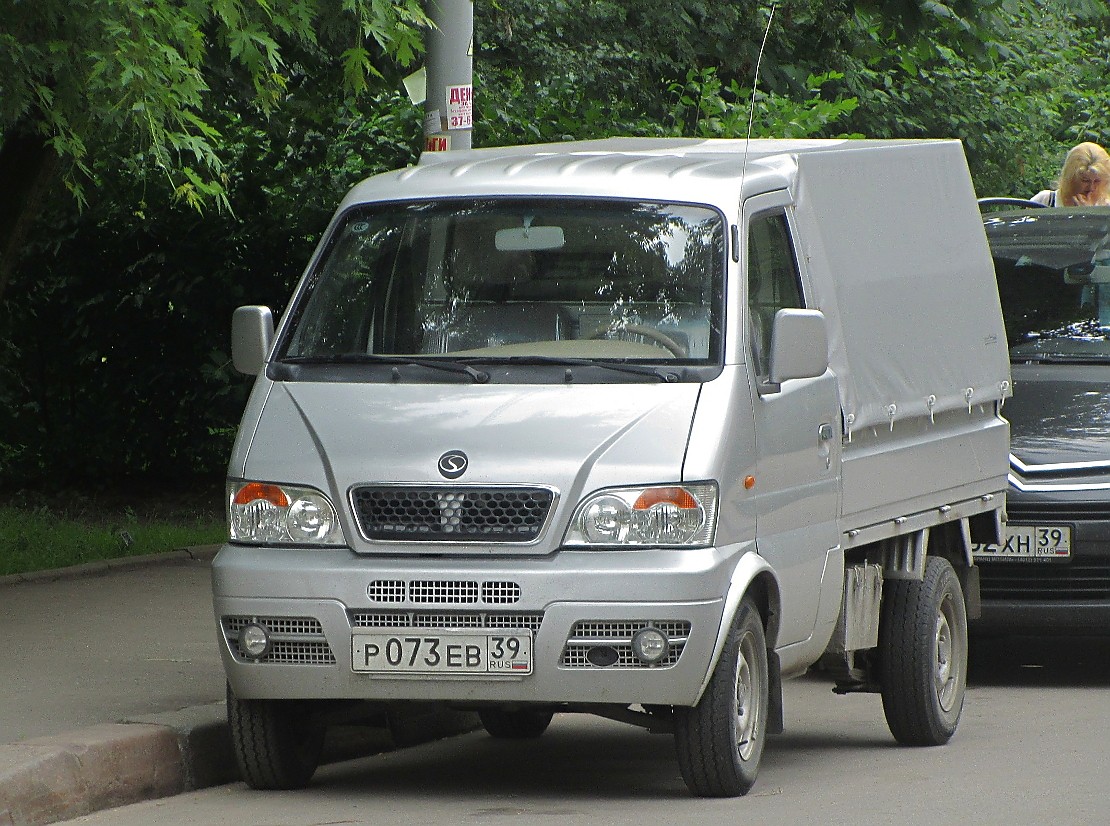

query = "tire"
[
  {"left": 879, "top": 556, "right": 968, "bottom": 746},
  {"left": 674, "top": 598, "right": 768, "bottom": 797},
  {"left": 226, "top": 683, "right": 325, "bottom": 790},
  {"left": 478, "top": 707, "right": 554, "bottom": 739}
]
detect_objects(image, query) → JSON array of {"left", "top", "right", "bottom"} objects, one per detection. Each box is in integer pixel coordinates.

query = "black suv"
[{"left": 976, "top": 201, "right": 1110, "bottom": 632}]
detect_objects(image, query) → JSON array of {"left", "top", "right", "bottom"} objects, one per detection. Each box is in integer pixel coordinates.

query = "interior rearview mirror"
[{"left": 495, "top": 225, "right": 565, "bottom": 251}]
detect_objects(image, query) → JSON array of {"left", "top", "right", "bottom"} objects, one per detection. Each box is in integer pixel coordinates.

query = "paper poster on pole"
[
  {"left": 425, "top": 135, "right": 450, "bottom": 152},
  {"left": 402, "top": 67, "right": 427, "bottom": 105},
  {"left": 423, "top": 110, "right": 441, "bottom": 136},
  {"left": 446, "top": 84, "right": 473, "bottom": 130}
]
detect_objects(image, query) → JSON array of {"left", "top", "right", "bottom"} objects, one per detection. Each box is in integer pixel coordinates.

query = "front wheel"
[
  {"left": 674, "top": 598, "right": 768, "bottom": 797},
  {"left": 879, "top": 556, "right": 968, "bottom": 746},
  {"left": 226, "top": 683, "right": 325, "bottom": 790}
]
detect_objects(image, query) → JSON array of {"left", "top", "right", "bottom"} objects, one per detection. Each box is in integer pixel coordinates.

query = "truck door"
[{"left": 743, "top": 194, "right": 842, "bottom": 647}]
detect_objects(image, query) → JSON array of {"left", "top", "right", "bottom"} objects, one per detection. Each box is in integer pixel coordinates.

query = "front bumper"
[
  {"left": 212, "top": 542, "right": 749, "bottom": 707},
  {"left": 974, "top": 489, "right": 1110, "bottom": 634}
]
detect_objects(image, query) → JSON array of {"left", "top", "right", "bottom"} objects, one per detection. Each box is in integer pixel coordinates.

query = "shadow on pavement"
[{"left": 968, "top": 634, "right": 1110, "bottom": 688}]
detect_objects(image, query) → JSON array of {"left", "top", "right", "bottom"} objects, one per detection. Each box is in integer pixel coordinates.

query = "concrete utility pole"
[{"left": 423, "top": 0, "right": 474, "bottom": 152}]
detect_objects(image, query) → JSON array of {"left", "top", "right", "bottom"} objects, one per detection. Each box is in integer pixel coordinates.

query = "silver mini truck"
[{"left": 215, "top": 138, "right": 1011, "bottom": 796}]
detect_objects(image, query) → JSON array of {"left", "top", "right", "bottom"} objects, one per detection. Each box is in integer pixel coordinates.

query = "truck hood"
[
  {"left": 1007, "top": 364, "right": 1110, "bottom": 467},
  {"left": 242, "top": 381, "right": 702, "bottom": 499}
]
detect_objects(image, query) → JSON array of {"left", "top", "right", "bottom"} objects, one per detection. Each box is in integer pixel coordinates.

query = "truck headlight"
[
  {"left": 228, "top": 481, "right": 346, "bottom": 546},
  {"left": 564, "top": 482, "right": 718, "bottom": 547}
]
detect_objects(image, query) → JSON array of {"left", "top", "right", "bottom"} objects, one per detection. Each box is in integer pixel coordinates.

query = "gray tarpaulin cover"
[{"left": 788, "top": 140, "right": 1011, "bottom": 435}]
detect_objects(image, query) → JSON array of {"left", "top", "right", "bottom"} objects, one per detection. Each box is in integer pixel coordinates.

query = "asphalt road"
[{"left": 59, "top": 634, "right": 1110, "bottom": 825}]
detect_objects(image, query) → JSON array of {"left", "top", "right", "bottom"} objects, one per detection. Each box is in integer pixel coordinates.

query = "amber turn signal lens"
[
  {"left": 632, "top": 486, "right": 699, "bottom": 510},
  {"left": 233, "top": 482, "right": 290, "bottom": 507}
]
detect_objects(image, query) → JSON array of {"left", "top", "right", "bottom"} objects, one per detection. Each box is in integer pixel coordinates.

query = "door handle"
[{"left": 817, "top": 422, "right": 834, "bottom": 470}]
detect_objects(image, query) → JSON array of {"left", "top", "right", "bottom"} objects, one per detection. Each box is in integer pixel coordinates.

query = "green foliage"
[
  {"left": 837, "top": 0, "right": 1110, "bottom": 196},
  {"left": 6, "top": 0, "right": 1110, "bottom": 496},
  {"left": 665, "top": 68, "right": 859, "bottom": 140},
  {"left": 0, "top": 0, "right": 429, "bottom": 208},
  {"left": 0, "top": 82, "right": 421, "bottom": 488},
  {"left": 0, "top": 502, "right": 224, "bottom": 576}
]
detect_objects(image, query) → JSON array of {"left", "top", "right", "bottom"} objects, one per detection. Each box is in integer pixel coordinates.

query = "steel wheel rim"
[
  {"left": 734, "top": 630, "right": 762, "bottom": 761},
  {"left": 934, "top": 592, "right": 964, "bottom": 712}
]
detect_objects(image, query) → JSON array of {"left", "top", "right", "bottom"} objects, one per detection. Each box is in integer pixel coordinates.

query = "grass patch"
[{"left": 0, "top": 487, "right": 226, "bottom": 576}]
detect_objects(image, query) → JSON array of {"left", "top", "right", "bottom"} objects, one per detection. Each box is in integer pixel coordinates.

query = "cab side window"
[{"left": 747, "top": 212, "right": 804, "bottom": 377}]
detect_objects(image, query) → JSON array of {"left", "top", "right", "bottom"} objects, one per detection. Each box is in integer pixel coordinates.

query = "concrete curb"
[
  {"left": 0, "top": 723, "right": 189, "bottom": 826},
  {"left": 0, "top": 545, "right": 221, "bottom": 589},
  {"left": 0, "top": 700, "right": 479, "bottom": 826},
  {"left": 0, "top": 701, "right": 234, "bottom": 826}
]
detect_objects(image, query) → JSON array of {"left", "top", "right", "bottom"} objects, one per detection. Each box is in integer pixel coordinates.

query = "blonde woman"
[{"left": 1032, "top": 142, "right": 1110, "bottom": 206}]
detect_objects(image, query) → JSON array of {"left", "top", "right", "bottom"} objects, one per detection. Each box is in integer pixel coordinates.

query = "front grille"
[
  {"left": 222, "top": 616, "right": 336, "bottom": 665},
  {"left": 351, "top": 611, "right": 544, "bottom": 633},
  {"left": 367, "top": 579, "right": 521, "bottom": 605},
  {"left": 561, "top": 620, "right": 691, "bottom": 669},
  {"left": 351, "top": 486, "right": 553, "bottom": 542},
  {"left": 1007, "top": 503, "right": 1110, "bottom": 521},
  {"left": 979, "top": 562, "right": 1110, "bottom": 601}
]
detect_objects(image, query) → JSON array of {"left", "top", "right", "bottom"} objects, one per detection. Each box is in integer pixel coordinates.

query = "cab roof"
[{"left": 340, "top": 137, "right": 952, "bottom": 211}]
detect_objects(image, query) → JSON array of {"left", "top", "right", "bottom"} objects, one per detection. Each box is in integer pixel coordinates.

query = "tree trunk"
[{"left": 0, "top": 129, "right": 60, "bottom": 304}]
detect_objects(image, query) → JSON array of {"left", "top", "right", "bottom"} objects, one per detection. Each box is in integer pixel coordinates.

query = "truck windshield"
[
  {"left": 985, "top": 209, "right": 1110, "bottom": 363},
  {"left": 279, "top": 198, "right": 725, "bottom": 368}
]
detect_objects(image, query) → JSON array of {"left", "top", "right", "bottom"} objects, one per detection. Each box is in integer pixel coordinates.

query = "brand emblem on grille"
[{"left": 438, "top": 450, "right": 468, "bottom": 479}]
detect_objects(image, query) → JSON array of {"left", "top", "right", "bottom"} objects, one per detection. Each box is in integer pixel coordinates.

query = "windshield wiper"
[
  {"left": 282, "top": 354, "right": 490, "bottom": 383},
  {"left": 498, "top": 355, "right": 679, "bottom": 382},
  {"left": 281, "top": 353, "right": 682, "bottom": 382}
]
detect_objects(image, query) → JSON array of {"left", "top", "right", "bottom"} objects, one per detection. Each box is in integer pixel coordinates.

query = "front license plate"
[
  {"left": 972, "top": 525, "right": 1072, "bottom": 560},
  {"left": 351, "top": 629, "right": 533, "bottom": 675}
]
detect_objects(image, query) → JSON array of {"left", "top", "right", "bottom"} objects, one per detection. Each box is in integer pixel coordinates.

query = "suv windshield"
[
  {"left": 279, "top": 198, "right": 724, "bottom": 371},
  {"left": 985, "top": 209, "right": 1110, "bottom": 362}
]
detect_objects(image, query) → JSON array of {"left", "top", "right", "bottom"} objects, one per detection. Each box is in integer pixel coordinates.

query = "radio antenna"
[{"left": 740, "top": 3, "right": 778, "bottom": 197}]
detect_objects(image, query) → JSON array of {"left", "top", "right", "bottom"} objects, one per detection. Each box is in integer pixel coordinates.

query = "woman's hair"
[{"left": 1057, "top": 142, "right": 1110, "bottom": 205}]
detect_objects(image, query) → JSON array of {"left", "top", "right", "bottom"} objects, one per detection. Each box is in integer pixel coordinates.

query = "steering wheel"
[
  {"left": 977, "top": 197, "right": 1047, "bottom": 210},
  {"left": 588, "top": 323, "right": 687, "bottom": 357}
]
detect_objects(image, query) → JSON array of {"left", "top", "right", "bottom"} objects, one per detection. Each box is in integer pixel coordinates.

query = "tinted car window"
[{"left": 984, "top": 209, "right": 1110, "bottom": 361}]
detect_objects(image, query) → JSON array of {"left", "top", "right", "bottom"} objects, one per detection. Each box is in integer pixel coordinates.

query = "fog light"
[
  {"left": 631, "top": 627, "right": 669, "bottom": 664},
  {"left": 239, "top": 623, "right": 270, "bottom": 659}
]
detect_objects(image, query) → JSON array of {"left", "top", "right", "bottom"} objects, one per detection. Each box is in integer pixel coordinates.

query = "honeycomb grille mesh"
[{"left": 351, "top": 486, "right": 553, "bottom": 542}]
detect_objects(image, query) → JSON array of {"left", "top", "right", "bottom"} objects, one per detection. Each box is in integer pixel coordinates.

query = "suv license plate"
[
  {"left": 972, "top": 525, "right": 1071, "bottom": 560},
  {"left": 352, "top": 629, "right": 533, "bottom": 675}
]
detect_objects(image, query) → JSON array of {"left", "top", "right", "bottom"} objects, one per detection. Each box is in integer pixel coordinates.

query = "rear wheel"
[
  {"left": 227, "top": 683, "right": 325, "bottom": 789},
  {"left": 478, "top": 707, "right": 554, "bottom": 739},
  {"left": 674, "top": 598, "right": 768, "bottom": 797},
  {"left": 879, "top": 556, "right": 968, "bottom": 745}
]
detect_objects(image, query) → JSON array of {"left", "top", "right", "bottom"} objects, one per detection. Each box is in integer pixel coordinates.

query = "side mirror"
[
  {"left": 767, "top": 308, "right": 829, "bottom": 390},
  {"left": 232, "top": 306, "right": 274, "bottom": 375}
]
